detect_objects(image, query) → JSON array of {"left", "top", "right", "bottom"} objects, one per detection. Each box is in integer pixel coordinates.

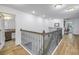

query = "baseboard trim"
[
  {"left": 52, "top": 38, "right": 63, "bottom": 55},
  {"left": 0, "top": 43, "right": 4, "bottom": 49},
  {"left": 20, "top": 44, "right": 32, "bottom": 55}
]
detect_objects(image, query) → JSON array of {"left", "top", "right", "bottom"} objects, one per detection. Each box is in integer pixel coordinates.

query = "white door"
[{"left": 0, "top": 15, "right": 5, "bottom": 49}]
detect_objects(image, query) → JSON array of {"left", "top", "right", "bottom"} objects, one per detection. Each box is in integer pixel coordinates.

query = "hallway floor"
[
  {"left": 54, "top": 34, "right": 79, "bottom": 55},
  {"left": 0, "top": 35, "right": 79, "bottom": 55},
  {"left": 0, "top": 40, "right": 30, "bottom": 55}
]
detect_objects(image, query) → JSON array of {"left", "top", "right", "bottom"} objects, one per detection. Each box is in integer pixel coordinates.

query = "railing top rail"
[
  {"left": 45, "top": 32, "right": 55, "bottom": 35},
  {"left": 20, "top": 28, "right": 62, "bottom": 35},
  {"left": 45, "top": 28, "right": 62, "bottom": 35},
  {"left": 20, "top": 29, "right": 43, "bottom": 35}
]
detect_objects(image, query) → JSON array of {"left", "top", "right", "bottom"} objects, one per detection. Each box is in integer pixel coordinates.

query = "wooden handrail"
[
  {"left": 45, "top": 29, "right": 62, "bottom": 35},
  {"left": 20, "top": 28, "right": 62, "bottom": 35},
  {"left": 45, "top": 31, "right": 56, "bottom": 35},
  {"left": 20, "top": 29, "right": 43, "bottom": 35}
]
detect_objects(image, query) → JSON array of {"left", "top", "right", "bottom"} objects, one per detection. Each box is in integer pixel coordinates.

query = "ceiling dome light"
[
  {"left": 4, "top": 16, "right": 12, "bottom": 20},
  {"left": 32, "top": 10, "right": 35, "bottom": 14},
  {"left": 65, "top": 8, "right": 75, "bottom": 12},
  {"left": 54, "top": 4, "right": 63, "bottom": 9}
]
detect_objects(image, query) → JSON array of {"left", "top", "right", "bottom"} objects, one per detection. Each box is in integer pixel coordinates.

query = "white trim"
[
  {"left": 20, "top": 44, "right": 32, "bottom": 55},
  {"left": 0, "top": 44, "right": 3, "bottom": 49},
  {"left": 0, "top": 42, "right": 5, "bottom": 49},
  {"left": 52, "top": 38, "right": 63, "bottom": 55}
]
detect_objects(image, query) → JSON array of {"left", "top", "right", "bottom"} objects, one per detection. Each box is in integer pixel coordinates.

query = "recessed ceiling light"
[
  {"left": 32, "top": 10, "right": 35, "bottom": 14},
  {"left": 65, "top": 8, "right": 75, "bottom": 12},
  {"left": 65, "top": 6, "right": 79, "bottom": 12},
  {"left": 51, "top": 4, "right": 65, "bottom": 10},
  {"left": 4, "top": 16, "right": 12, "bottom": 20},
  {"left": 54, "top": 4, "right": 62, "bottom": 9}
]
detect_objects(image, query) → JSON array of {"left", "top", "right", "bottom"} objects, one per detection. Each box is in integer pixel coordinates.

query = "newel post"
[{"left": 42, "top": 30, "right": 45, "bottom": 55}]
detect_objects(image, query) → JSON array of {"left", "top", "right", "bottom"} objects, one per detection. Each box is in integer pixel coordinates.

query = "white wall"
[
  {"left": 44, "top": 19, "right": 64, "bottom": 35},
  {"left": 0, "top": 16, "right": 5, "bottom": 49},
  {"left": 18, "top": 14, "right": 45, "bottom": 33},
  {"left": 16, "top": 14, "right": 64, "bottom": 33}
]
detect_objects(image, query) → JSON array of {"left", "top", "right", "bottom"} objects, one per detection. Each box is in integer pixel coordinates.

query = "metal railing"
[
  {"left": 43, "top": 28, "right": 62, "bottom": 54},
  {"left": 20, "top": 28, "right": 62, "bottom": 55}
]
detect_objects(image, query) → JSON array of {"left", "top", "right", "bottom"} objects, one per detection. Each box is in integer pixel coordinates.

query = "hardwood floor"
[
  {"left": 1, "top": 34, "right": 79, "bottom": 55},
  {"left": 0, "top": 40, "right": 30, "bottom": 55},
  {"left": 54, "top": 34, "right": 79, "bottom": 55}
]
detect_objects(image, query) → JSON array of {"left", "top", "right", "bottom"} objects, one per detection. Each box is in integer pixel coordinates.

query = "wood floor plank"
[
  {"left": 54, "top": 35, "right": 79, "bottom": 55},
  {"left": 1, "top": 34, "right": 79, "bottom": 55},
  {"left": 0, "top": 40, "right": 30, "bottom": 55}
]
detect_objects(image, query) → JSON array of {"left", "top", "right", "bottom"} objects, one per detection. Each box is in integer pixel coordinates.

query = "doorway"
[
  {"left": 0, "top": 12, "right": 16, "bottom": 49},
  {"left": 64, "top": 20, "right": 73, "bottom": 34}
]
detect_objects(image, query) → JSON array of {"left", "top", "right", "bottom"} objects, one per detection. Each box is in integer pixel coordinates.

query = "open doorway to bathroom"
[
  {"left": 4, "top": 12, "right": 15, "bottom": 49},
  {"left": 0, "top": 12, "right": 16, "bottom": 54},
  {"left": 4, "top": 13, "right": 15, "bottom": 41}
]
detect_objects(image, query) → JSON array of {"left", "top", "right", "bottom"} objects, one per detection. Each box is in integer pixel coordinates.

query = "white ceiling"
[{"left": 1, "top": 4, "right": 79, "bottom": 19}]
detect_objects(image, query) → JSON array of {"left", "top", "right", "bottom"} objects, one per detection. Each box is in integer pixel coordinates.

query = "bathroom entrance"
[{"left": 0, "top": 12, "right": 16, "bottom": 49}]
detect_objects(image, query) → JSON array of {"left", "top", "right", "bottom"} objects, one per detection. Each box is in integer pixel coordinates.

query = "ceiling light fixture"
[
  {"left": 32, "top": 10, "right": 35, "bottom": 14},
  {"left": 54, "top": 4, "right": 63, "bottom": 9},
  {"left": 4, "top": 16, "right": 12, "bottom": 20},
  {"left": 65, "top": 8, "right": 75, "bottom": 12}
]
